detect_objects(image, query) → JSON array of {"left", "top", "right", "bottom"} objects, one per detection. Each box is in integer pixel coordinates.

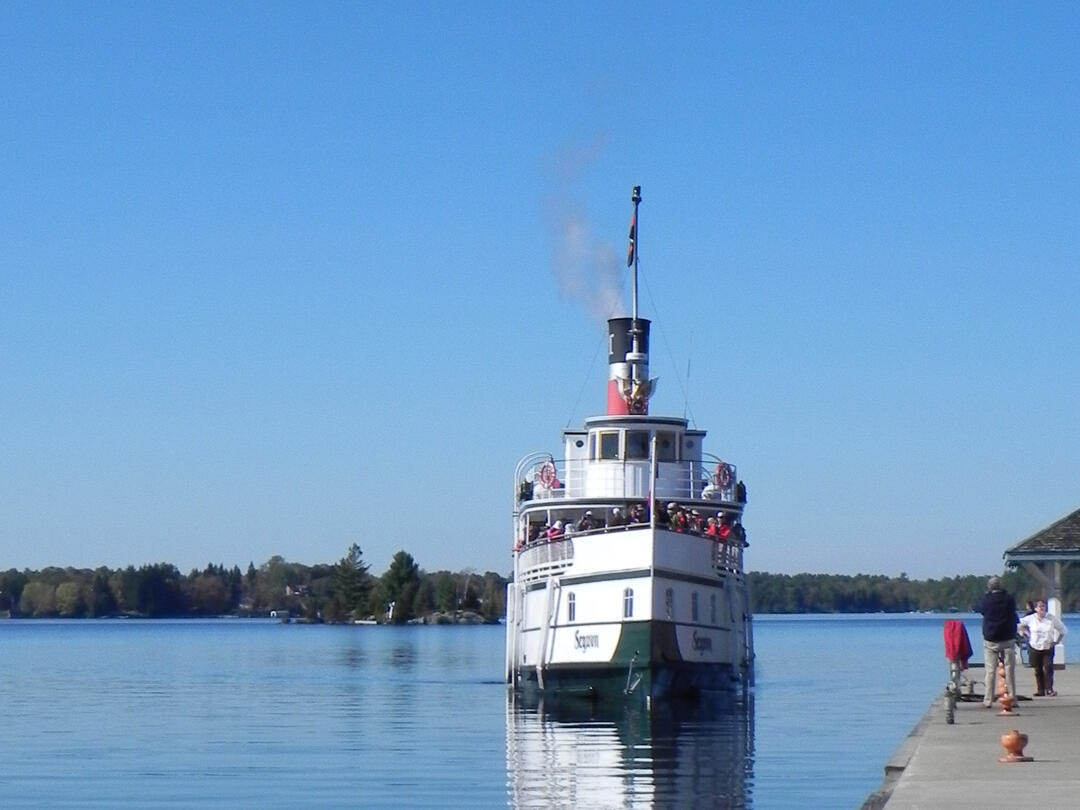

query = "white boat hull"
[{"left": 506, "top": 527, "right": 753, "bottom": 701}]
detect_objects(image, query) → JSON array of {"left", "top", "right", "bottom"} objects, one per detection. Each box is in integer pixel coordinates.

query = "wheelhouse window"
[
  {"left": 656, "top": 431, "right": 677, "bottom": 462},
  {"left": 665, "top": 587, "right": 674, "bottom": 620},
  {"left": 567, "top": 592, "right": 576, "bottom": 622},
  {"left": 623, "top": 587, "right": 634, "bottom": 618},
  {"left": 599, "top": 431, "right": 619, "bottom": 460},
  {"left": 691, "top": 592, "right": 699, "bottom": 622},
  {"left": 625, "top": 430, "right": 649, "bottom": 460}
]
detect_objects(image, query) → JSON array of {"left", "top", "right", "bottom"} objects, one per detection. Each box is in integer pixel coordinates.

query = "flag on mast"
[{"left": 626, "top": 208, "right": 636, "bottom": 267}]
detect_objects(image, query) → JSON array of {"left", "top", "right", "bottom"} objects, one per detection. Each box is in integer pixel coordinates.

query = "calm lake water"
[{"left": 1, "top": 614, "right": 1063, "bottom": 808}]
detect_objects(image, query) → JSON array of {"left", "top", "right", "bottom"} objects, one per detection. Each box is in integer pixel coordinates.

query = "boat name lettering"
[
  {"left": 574, "top": 630, "right": 600, "bottom": 651},
  {"left": 692, "top": 630, "right": 712, "bottom": 653}
]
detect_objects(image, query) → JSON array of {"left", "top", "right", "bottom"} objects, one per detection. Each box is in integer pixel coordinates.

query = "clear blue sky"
[{"left": 3, "top": 2, "right": 1079, "bottom": 579}]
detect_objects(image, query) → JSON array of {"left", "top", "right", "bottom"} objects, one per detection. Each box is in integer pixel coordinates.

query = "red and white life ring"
[
  {"left": 537, "top": 460, "right": 557, "bottom": 488},
  {"left": 714, "top": 462, "right": 733, "bottom": 489}
]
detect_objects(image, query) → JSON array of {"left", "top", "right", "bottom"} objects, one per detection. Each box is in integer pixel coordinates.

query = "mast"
[
  {"left": 628, "top": 186, "right": 644, "bottom": 396},
  {"left": 630, "top": 185, "right": 641, "bottom": 321}
]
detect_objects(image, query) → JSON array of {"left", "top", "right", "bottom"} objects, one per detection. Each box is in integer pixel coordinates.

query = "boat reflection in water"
[{"left": 506, "top": 692, "right": 755, "bottom": 809}]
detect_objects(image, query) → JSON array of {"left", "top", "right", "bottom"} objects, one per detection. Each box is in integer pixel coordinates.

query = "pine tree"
[{"left": 332, "top": 543, "right": 370, "bottom": 620}]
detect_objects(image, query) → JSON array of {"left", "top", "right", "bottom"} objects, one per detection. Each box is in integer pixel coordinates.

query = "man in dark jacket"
[{"left": 979, "top": 575, "right": 1019, "bottom": 708}]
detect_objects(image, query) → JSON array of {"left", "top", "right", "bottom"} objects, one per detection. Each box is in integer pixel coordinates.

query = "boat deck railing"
[
  {"left": 516, "top": 539, "right": 575, "bottom": 577},
  {"left": 517, "top": 455, "right": 742, "bottom": 506},
  {"left": 514, "top": 525, "right": 746, "bottom": 582},
  {"left": 712, "top": 539, "right": 746, "bottom": 575}
]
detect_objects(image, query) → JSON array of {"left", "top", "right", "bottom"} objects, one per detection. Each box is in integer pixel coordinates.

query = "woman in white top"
[{"left": 1018, "top": 600, "right": 1067, "bottom": 696}]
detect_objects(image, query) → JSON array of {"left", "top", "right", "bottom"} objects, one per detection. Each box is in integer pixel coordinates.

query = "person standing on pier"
[
  {"left": 1018, "top": 599, "right": 1067, "bottom": 697},
  {"left": 979, "top": 575, "right": 1019, "bottom": 708}
]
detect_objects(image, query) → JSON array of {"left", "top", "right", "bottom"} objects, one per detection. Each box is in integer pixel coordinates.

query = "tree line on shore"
[
  {"left": 0, "top": 544, "right": 506, "bottom": 624},
  {"left": 747, "top": 568, "right": 1080, "bottom": 613},
  {"left": 3, "top": 555, "right": 1076, "bottom": 621}
]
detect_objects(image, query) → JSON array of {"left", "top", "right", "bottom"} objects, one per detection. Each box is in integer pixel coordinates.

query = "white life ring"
[
  {"left": 714, "top": 463, "right": 733, "bottom": 489},
  {"left": 537, "top": 461, "right": 557, "bottom": 488}
]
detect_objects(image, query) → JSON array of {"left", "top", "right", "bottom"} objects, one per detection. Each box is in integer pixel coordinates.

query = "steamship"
[{"left": 505, "top": 187, "right": 753, "bottom": 704}]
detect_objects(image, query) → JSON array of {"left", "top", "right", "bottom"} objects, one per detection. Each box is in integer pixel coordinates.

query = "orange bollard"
[
  {"left": 998, "top": 692, "right": 1015, "bottom": 715},
  {"left": 999, "top": 729, "right": 1033, "bottom": 763},
  {"left": 996, "top": 661, "right": 1016, "bottom": 715}
]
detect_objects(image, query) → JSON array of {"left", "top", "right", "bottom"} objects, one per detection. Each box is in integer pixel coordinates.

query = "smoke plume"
[{"left": 542, "top": 137, "right": 625, "bottom": 323}]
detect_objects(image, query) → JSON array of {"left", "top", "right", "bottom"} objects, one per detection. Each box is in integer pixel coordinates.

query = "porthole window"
[
  {"left": 691, "top": 592, "right": 699, "bottom": 622},
  {"left": 568, "top": 592, "right": 576, "bottom": 622},
  {"left": 623, "top": 587, "right": 634, "bottom": 618},
  {"left": 575, "top": 439, "right": 584, "bottom": 448},
  {"left": 685, "top": 439, "right": 695, "bottom": 450},
  {"left": 665, "top": 587, "right": 674, "bottom": 620}
]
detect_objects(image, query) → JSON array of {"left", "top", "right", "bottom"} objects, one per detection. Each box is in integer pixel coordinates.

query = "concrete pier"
[{"left": 863, "top": 665, "right": 1079, "bottom": 808}]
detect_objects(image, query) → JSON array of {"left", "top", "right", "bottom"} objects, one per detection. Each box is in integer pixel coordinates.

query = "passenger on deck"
[
  {"left": 563, "top": 521, "right": 576, "bottom": 537},
  {"left": 547, "top": 521, "right": 564, "bottom": 541},
  {"left": 701, "top": 481, "right": 720, "bottom": 500},
  {"left": 736, "top": 480, "right": 747, "bottom": 503},
  {"left": 689, "top": 510, "right": 703, "bottom": 535},
  {"left": 705, "top": 516, "right": 719, "bottom": 539},
  {"left": 630, "top": 502, "right": 648, "bottom": 525},
  {"left": 609, "top": 507, "right": 628, "bottom": 528},
  {"left": 654, "top": 501, "right": 670, "bottom": 527},
  {"left": 577, "top": 511, "right": 600, "bottom": 532},
  {"left": 670, "top": 505, "right": 688, "bottom": 533},
  {"left": 716, "top": 512, "right": 732, "bottom": 540},
  {"left": 732, "top": 520, "right": 747, "bottom": 546}
]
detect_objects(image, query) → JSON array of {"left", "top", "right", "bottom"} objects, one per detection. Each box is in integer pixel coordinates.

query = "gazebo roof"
[{"left": 1004, "top": 506, "right": 1080, "bottom": 564}]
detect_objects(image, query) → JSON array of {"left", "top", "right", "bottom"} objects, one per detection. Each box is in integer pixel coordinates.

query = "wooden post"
[{"left": 1051, "top": 562, "right": 1065, "bottom": 668}]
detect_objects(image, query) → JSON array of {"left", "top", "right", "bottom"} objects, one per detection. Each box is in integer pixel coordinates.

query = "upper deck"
[
  {"left": 515, "top": 415, "right": 744, "bottom": 507},
  {"left": 513, "top": 415, "right": 748, "bottom": 562}
]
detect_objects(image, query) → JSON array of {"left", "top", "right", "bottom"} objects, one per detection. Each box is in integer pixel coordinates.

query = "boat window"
[
  {"left": 625, "top": 430, "right": 649, "bottom": 460},
  {"left": 691, "top": 592, "right": 699, "bottom": 622},
  {"left": 599, "top": 431, "right": 619, "bottom": 460},
  {"left": 665, "top": 588, "right": 674, "bottom": 620},
  {"left": 656, "top": 431, "right": 677, "bottom": 462},
  {"left": 623, "top": 588, "right": 634, "bottom": 618},
  {"left": 567, "top": 592, "right": 576, "bottom": 622},
  {"left": 710, "top": 593, "right": 717, "bottom": 624}
]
